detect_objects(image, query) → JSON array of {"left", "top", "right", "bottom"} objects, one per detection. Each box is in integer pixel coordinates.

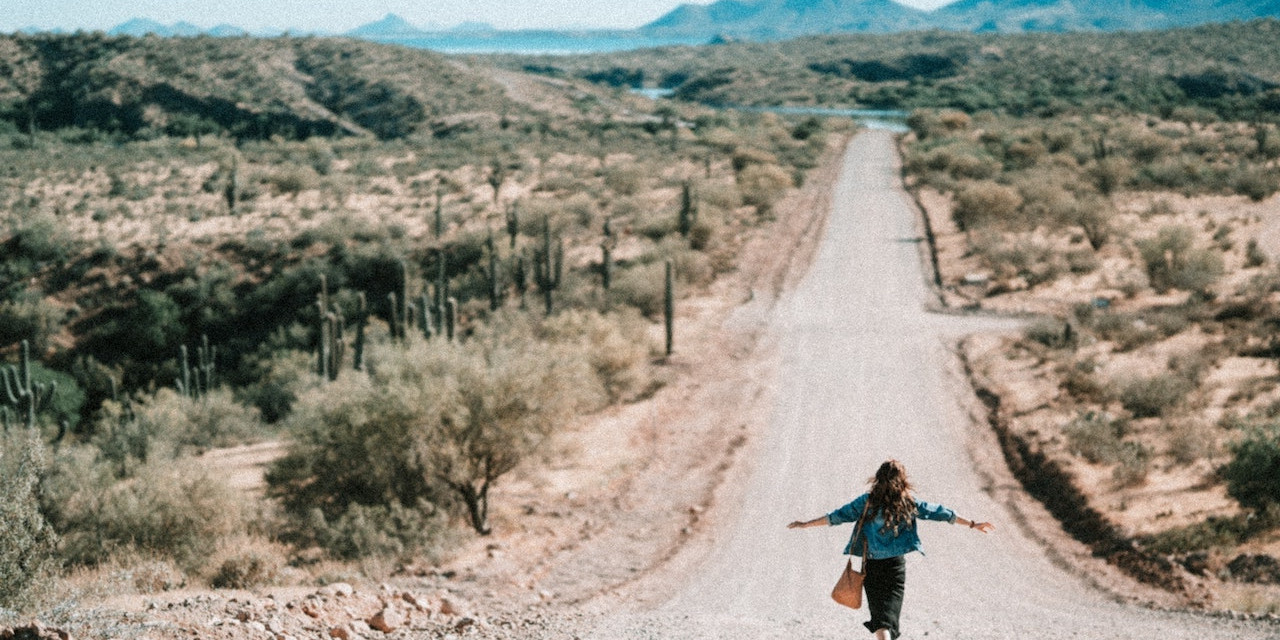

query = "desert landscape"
[{"left": 3, "top": 9, "right": 1280, "bottom": 640}]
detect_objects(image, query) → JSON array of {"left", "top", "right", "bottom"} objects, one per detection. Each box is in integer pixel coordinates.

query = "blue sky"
[{"left": 4, "top": 0, "right": 956, "bottom": 34}]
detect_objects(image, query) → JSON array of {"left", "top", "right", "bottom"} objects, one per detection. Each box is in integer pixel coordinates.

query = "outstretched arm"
[
  {"left": 953, "top": 516, "right": 994, "bottom": 533},
  {"left": 787, "top": 516, "right": 829, "bottom": 529}
]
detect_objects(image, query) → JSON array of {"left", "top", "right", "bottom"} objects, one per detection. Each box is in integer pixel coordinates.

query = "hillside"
[
  {"left": 514, "top": 19, "right": 1280, "bottom": 119},
  {"left": 642, "top": 0, "right": 930, "bottom": 38},
  {"left": 642, "top": 0, "right": 1280, "bottom": 38},
  {"left": 0, "top": 33, "right": 514, "bottom": 141}
]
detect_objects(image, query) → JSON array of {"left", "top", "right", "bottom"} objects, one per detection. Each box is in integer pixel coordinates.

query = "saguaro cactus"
[
  {"left": 225, "top": 156, "right": 240, "bottom": 214},
  {"left": 353, "top": 292, "right": 368, "bottom": 371},
  {"left": 488, "top": 232, "right": 503, "bottom": 312},
  {"left": 435, "top": 251, "right": 449, "bottom": 313},
  {"left": 678, "top": 182, "right": 697, "bottom": 237},
  {"left": 1, "top": 340, "right": 56, "bottom": 429},
  {"left": 602, "top": 217, "right": 615, "bottom": 292},
  {"left": 664, "top": 260, "right": 675, "bottom": 357},
  {"left": 534, "top": 217, "right": 561, "bottom": 315},
  {"left": 434, "top": 179, "right": 445, "bottom": 238},
  {"left": 387, "top": 292, "right": 402, "bottom": 342},
  {"left": 419, "top": 292, "right": 436, "bottom": 339},
  {"left": 601, "top": 241, "right": 613, "bottom": 292},
  {"left": 177, "top": 334, "right": 217, "bottom": 398},
  {"left": 506, "top": 201, "right": 521, "bottom": 249},
  {"left": 445, "top": 297, "right": 458, "bottom": 342}
]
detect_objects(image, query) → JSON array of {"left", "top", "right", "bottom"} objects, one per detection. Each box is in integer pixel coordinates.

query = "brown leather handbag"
[{"left": 831, "top": 500, "right": 871, "bottom": 609}]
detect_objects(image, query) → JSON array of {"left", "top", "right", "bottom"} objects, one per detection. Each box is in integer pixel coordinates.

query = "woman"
[{"left": 788, "top": 459, "right": 994, "bottom": 640}]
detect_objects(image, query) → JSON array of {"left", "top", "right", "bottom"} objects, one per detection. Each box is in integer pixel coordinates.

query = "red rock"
[{"left": 366, "top": 607, "right": 405, "bottom": 634}]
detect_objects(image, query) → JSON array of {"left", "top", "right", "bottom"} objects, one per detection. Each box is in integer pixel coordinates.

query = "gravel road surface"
[{"left": 581, "top": 130, "right": 1279, "bottom": 640}]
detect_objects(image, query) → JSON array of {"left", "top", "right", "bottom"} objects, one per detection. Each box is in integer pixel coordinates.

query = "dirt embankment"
[{"left": 901, "top": 138, "right": 1280, "bottom": 614}]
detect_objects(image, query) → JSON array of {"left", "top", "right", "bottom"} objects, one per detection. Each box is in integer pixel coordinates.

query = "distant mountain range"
[
  {"left": 36, "top": 3, "right": 1280, "bottom": 42},
  {"left": 641, "top": 0, "right": 1280, "bottom": 38},
  {"left": 99, "top": 14, "right": 497, "bottom": 39}
]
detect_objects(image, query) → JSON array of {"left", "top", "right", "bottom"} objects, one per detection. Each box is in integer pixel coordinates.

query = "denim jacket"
[{"left": 826, "top": 493, "right": 956, "bottom": 559}]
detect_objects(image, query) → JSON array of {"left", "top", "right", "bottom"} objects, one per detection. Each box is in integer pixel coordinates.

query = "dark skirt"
[{"left": 862, "top": 555, "right": 907, "bottom": 639}]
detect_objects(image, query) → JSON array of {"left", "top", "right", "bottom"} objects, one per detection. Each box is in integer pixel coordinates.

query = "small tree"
[{"left": 269, "top": 329, "right": 597, "bottom": 539}]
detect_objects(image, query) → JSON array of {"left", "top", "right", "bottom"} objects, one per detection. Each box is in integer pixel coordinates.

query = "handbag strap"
[{"left": 845, "top": 497, "right": 873, "bottom": 569}]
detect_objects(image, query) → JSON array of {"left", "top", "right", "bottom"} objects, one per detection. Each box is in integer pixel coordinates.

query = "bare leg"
[{"left": 874, "top": 629, "right": 890, "bottom": 640}]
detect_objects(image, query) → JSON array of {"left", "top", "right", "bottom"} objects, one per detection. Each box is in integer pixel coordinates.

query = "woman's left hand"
[{"left": 972, "top": 522, "right": 995, "bottom": 534}]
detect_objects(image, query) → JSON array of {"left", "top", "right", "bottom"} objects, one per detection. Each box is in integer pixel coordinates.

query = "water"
[
  {"left": 630, "top": 89, "right": 910, "bottom": 132},
  {"left": 371, "top": 31, "right": 708, "bottom": 55}
]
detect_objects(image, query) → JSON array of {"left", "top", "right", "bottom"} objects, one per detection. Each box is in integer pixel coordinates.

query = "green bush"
[
  {"left": 1224, "top": 425, "right": 1280, "bottom": 511},
  {"left": 1143, "top": 514, "right": 1264, "bottom": 554},
  {"left": 0, "top": 434, "right": 58, "bottom": 611},
  {"left": 0, "top": 297, "right": 65, "bottom": 352}
]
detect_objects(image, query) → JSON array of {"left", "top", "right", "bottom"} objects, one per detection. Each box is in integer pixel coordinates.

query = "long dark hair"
[{"left": 866, "top": 459, "right": 915, "bottom": 535}]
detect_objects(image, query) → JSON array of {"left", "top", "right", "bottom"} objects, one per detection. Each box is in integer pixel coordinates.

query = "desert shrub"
[
  {"left": 1224, "top": 425, "right": 1280, "bottom": 511},
  {"left": 263, "top": 165, "right": 317, "bottom": 196},
  {"left": 969, "top": 234, "right": 1062, "bottom": 286},
  {"left": 306, "top": 500, "right": 448, "bottom": 562},
  {"left": 910, "top": 146, "right": 998, "bottom": 181},
  {"left": 1087, "top": 157, "right": 1133, "bottom": 195},
  {"left": 47, "top": 454, "right": 247, "bottom": 569},
  {"left": 1112, "top": 441, "right": 1151, "bottom": 487},
  {"left": 611, "top": 261, "right": 668, "bottom": 317},
  {"left": 1061, "top": 358, "right": 1106, "bottom": 403},
  {"left": 1057, "top": 196, "right": 1114, "bottom": 250},
  {"left": 1233, "top": 166, "right": 1279, "bottom": 202},
  {"left": 1168, "top": 419, "right": 1219, "bottom": 464},
  {"left": 1064, "top": 411, "right": 1129, "bottom": 464},
  {"left": 1246, "top": 239, "right": 1268, "bottom": 268},
  {"left": 1064, "top": 248, "right": 1100, "bottom": 274},
  {"left": 1142, "top": 515, "right": 1251, "bottom": 554},
  {"left": 952, "top": 181, "right": 1022, "bottom": 231},
  {"left": 1119, "top": 129, "right": 1175, "bottom": 163},
  {"left": 1025, "top": 318, "right": 1073, "bottom": 349},
  {"left": 730, "top": 147, "right": 778, "bottom": 174},
  {"left": 208, "top": 537, "right": 286, "bottom": 589},
  {"left": 1090, "top": 312, "right": 1158, "bottom": 350},
  {"left": 0, "top": 434, "right": 58, "bottom": 611},
  {"left": 539, "top": 308, "right": 651, "bottom": 402},
  {"left": 85, "top": 289, "right": 186, "bottom": 362},
  {"left": 127, "top": 559, "right": 187, "bottom": 593},
  {"left": 0, "top": 297, "right": 65, "bottom": 351},
  {"left": 603, "top": 163, "right": 647, "bottom": 196},
  {"left": 1136, "top": 226, "right": 1224, "bottom": 294},
  {"left": 1116, "top": 373, "right": 1194, "bottom": 418},
  {"left": 697, "top": 181, "right": 742, "bottom": 210},
  {"left": 737, "top": 162, "right": 793, "bottom": 214},
  {"left": 107, "top": 388, "right": 264, "bottom": 459}
]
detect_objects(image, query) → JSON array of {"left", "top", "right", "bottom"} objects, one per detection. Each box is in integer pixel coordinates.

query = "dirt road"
[{"left": 582, "top": 130, "right": 1277, "bottom": 639}]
